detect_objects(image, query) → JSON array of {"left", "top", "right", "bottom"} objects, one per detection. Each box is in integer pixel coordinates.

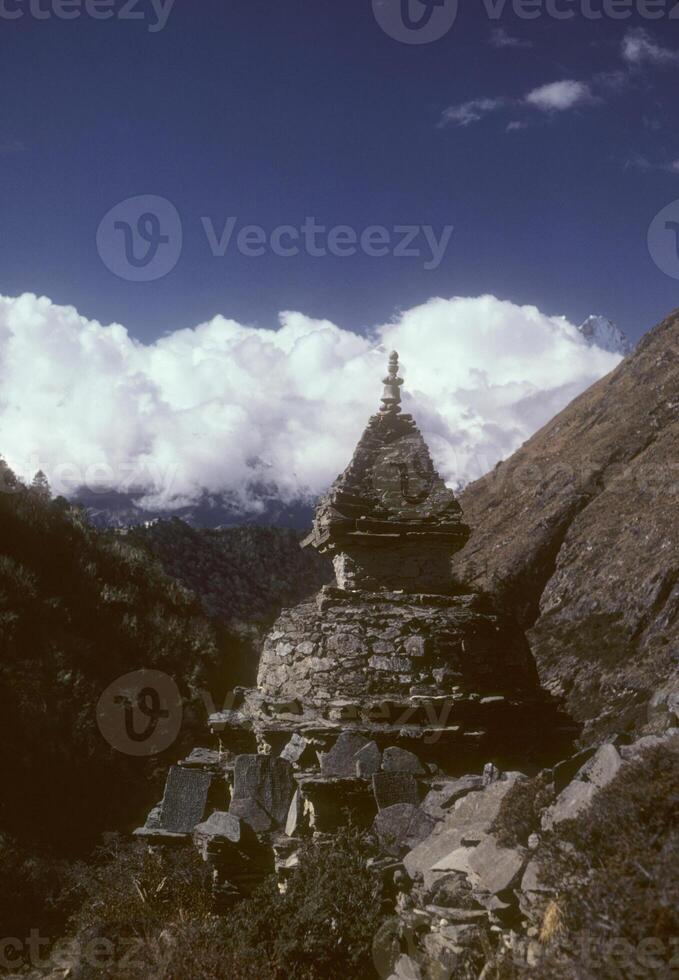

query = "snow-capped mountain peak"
[{"left": 578, "top": 315, "right": 632, "bottom": 357}]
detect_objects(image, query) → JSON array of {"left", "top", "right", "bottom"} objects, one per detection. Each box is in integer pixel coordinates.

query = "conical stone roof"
[{"left": 304, "top": 352, "right": 470, "bottom": 555}]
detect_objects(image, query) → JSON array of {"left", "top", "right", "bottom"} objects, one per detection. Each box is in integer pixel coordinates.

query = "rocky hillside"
[{"left": 455, "top": 308, "right": 679, "bottom": 741}]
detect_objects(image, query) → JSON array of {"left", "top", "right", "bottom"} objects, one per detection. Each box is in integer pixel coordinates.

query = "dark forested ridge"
[
  {"left": 127, "top": 519, "right": 332, "bottom": 631},
  {"left": 0, "top": 462, "right": 222, "bottom": 852},
  {"left": 0, "top": 466, "right": 331, "bottom": 855}
]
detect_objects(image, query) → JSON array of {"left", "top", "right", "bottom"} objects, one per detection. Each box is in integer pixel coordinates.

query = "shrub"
[
  {"left": 530, "top": 744, "right": 679, "bottom": 978},
  {"left": 49, "top": 829, "right": 385, "bottom": 980},
  {"left": 490, "top": 774, "right": 553, "bottom": 847}
]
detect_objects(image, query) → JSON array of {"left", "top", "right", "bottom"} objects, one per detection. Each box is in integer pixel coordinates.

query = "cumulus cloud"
[
  {"left": 0, "top": 293, "right": 622, "bottom": 512},
  {"left": 621, "top": 29, "right": 679, "bottom": 67},
  {"left": 439, "top": 98, "right": 506, "bottom": 128},
  {"left": 524, "top": 80, "right": 594, "bottom": 112},
  {"left": 441, "top": 80, "right": 595, "bottom": 129}
]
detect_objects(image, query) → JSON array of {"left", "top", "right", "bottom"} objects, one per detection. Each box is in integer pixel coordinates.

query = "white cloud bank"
[{"left": 0, "top": 293, "right": 622, "bottom": 511}]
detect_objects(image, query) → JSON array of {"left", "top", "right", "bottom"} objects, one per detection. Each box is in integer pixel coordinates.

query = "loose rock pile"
[{"left": 377, "top": 727, "right": 679, "bottom": 979}]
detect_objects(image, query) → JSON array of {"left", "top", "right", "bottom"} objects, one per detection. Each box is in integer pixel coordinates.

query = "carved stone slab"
[
  {"left": 230, "top": 754, "right": 295, "bottom": 828},
  {"left": 159, "top": 766, "right": 212, "bottom": 833}
]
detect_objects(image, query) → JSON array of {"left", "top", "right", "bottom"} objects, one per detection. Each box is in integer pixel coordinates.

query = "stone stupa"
[{"left": 212, "top": 353, "right": 570, "bottom": 776}]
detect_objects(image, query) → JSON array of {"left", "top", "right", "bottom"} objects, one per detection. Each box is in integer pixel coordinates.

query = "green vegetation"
[
  {"left": 530, "top": 745, "right": 679, "bottom": 978},
  {"left": 128, "top": 519, "right": 332, "bottom": 685},
  {"left": 0, "top": 458, "right": 229, "bottom": 949},
  {"left": 490, "top": 773, "right": 553, "bottom": 848},
  {"left": 14, "top": 831, "right": 385, "bottom": 980}
]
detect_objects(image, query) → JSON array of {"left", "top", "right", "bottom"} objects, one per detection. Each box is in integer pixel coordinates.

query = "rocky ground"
[{"left": 126, "top": 719, "right": 679, "bottom": 980}]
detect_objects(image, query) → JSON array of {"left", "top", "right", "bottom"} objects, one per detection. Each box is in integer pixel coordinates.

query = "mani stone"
[
  {"left": 158, "top": 766, "right": 213, "bottom": 834},
  {"left": 355, "top": 741, "right": 382, "bottom": 778},
  {"left": 373, "top": 803, "right": 436, "bottom": 857},
  {"left": 382, "top": 746, "right": 425, "bottom": 775},
  {"left": 372, "top": 772, "right": 420, "bottom": 810},
  {"left": 229, "top": 798, "right": 273, "bottom": 835},
  {"left": 229, "top": 754, "right": 295, "bottom": 829},
  {"left": 319, "top": 732, "right": 370, "bottom": 778}
]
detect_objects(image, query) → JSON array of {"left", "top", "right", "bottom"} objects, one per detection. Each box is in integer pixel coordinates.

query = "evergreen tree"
[{"left": 30, "top": 469, "right": 51, "bottom": 500}]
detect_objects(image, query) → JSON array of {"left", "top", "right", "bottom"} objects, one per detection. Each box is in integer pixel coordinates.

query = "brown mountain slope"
[{"left": 454, "top": 308, "right": 679, "bottom": 740}]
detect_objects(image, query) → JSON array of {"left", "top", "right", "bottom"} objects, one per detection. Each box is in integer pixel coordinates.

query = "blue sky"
[{"left": 1, "top": 0, "right": 679, "bottom": 345}]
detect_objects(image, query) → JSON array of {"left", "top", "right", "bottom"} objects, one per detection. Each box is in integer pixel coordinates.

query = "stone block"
[
  {"left": 373, "top": 803, "right": 435, "bottom": 856},
  {"left": 575, "top": 743, "right": 622, "bottom": 789},
  {"left": 467, "top": 837, "right": 526, "bottom": 894},
  {"left": 193, "top": 811, "right": 243, "bottom": 854},
  {"left": 541, "top": 779, "right": 596, "bottom": 830},
  {"left": 159, "top": 766, "right": 212, "bottom": 834},
  {"left": 620, "top": 728, "right": 679, "bottom": 760},
  {"left": 373, "top": 772, "right": 420, "bottom": 810},
  {"left": 280, "top": 733, "right": 314, "bottom": 767},
  {"left": 285, "top": 789, "right": 304, "bottom": 837},
  {"left": 319, "top": 731, "right": 370, "bottom": 778},
  {"left": 355, "top": 740, "right": 382, "bottom": 778},
  {"left": 404, "top": 635, "right": 426, "bottom": 657},
  {"left": 382, "top": 746, "right": 425, "bottom": 775},
  {"left": 230, "top": 754, "right": 295, "bottom": 828},
  {"left": 180, "top": 747, "right": 223, "bottom": 770},
  {"left": 431, "top": 846, "right": 476, "bottom": 876},
  {"left": 369, "top": 655, "right": 412, "bottom": 672},
  {"left": 421, "top": 776, "right": 483, "bottom": 820},
  {"left": 404, "top": 778, "right": 520, "bottom": 880},
  {"left": 229, "top": 797, "right": 272, "bottom": 834},
  {"left": 482, "top": 762, "right": 500, "bottom": 786},
  {"left": 520, "top": 858, "right": 551, "bottom": 894}
]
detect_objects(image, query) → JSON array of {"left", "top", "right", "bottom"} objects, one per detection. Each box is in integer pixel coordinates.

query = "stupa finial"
[{"left": 379, "top": 350, "right": 403, "bottom": 414}]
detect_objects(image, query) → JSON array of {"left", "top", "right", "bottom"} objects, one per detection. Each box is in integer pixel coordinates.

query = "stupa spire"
[{"left": 379, "top": 350, "right": 403, "bottom": 415}]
